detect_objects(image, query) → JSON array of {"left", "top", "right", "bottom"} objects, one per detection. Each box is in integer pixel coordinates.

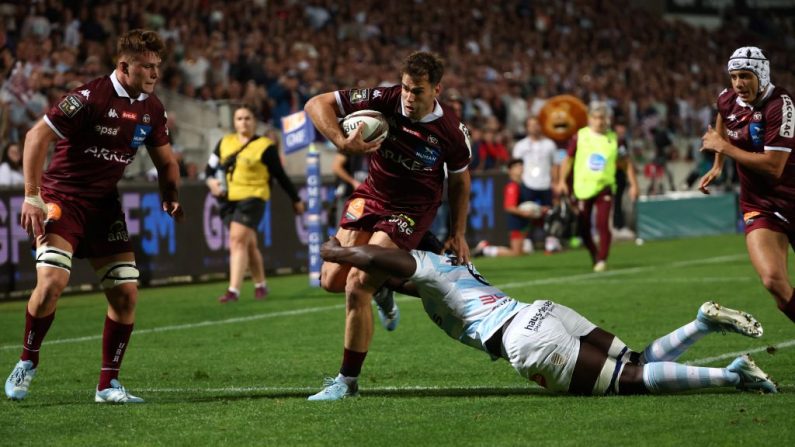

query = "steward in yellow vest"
[{"left": 572, "top": 126, "right": 619, "bottom": 200}]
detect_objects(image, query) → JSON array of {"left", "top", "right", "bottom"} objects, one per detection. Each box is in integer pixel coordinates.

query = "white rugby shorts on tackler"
[{"left": 501, "top": 300, "right": 597, "bottom": 393}]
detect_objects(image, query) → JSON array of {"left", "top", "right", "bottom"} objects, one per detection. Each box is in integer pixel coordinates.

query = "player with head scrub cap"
[
  {"left": 699, "top": 47, "right": 795, "bottom": 324},
  {"left": 5, "top": 29, "right": 183, "bottom": 403}
]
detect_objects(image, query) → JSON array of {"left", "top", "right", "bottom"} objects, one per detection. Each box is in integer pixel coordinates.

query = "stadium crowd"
[{"left": 1, "top": 0, "right": 794, "bottom": 184}]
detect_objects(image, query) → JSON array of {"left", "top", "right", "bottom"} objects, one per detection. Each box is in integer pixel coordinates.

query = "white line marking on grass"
[
  {"left": 139, "top": 384, "right": 530, "bottom": 393},
  {"left": 559, "top": 277, "right": 753, "bottom": 285},
  {"left": 0, "top": 304, "right": 345, "bottom": 351},
  {"left": 495, "top": 254, "right": 746, "bottom": 289},
  {"left": 689, "top": 338, "right": 795, "bottom": 365},
  {"left": 0, "top": 253, "right": 752, "bottom": 352}
]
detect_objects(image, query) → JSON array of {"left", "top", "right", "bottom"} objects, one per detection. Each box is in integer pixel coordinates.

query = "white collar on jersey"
[
  {"left": 735, "top": 83, "right": 775, "bottom": 108},
  {"left": 110, "top": 71, "right": 149, "bottom": 103},
  {"left": 400, "top": 98, "right": 443, "bottom": 123}
]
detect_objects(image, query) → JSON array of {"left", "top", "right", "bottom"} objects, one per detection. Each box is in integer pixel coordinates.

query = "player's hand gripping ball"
[{"left": 341, "top": 110, "right": 389, "bottom": 143}]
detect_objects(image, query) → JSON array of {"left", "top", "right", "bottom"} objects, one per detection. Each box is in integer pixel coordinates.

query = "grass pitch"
[{"left": 1, "top": 234, "right": 793, "bottom": 446}]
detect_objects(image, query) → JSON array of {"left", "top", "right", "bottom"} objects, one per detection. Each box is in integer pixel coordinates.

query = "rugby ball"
[
  {"left": 341, "top": 110, "right": 388, "bottom": 143},
  {"left": 518, "top": 201, "right": 543, "bottom": 219}
]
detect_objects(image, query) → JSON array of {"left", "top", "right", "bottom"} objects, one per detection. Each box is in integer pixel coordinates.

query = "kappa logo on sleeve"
[
  {"left": 349, "top": 89, "right": 369, "bottom": 104},
  {"left": 58, "top": 95, "right": 84, "bottom": 118}
]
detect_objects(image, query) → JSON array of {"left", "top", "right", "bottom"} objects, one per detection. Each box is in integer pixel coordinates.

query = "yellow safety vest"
[
  {"left": 218, "top": 134, "right": 273, "bottom": 202},
  {"left": 572, "top": 127, "right": 618, "bottom": 200}
]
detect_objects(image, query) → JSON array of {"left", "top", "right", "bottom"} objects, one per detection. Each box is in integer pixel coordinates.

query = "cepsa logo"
[{"left": 94, "top": 125, "right": 119, "bottom": 136}]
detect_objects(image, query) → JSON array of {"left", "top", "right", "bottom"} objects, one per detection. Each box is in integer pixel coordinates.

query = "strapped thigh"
[
  {"left": 96, "top": 261, "right": 139, "bottom": 290},
  {"left": 35, "top": 245, "right": 73, "bottom": 273}
]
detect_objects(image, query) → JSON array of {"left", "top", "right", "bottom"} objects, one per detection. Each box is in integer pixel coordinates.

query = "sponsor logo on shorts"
[
  {"left": 58, "top": 95, "right": 83, "bottom": 117},
  {"left": 781, "top": 94, "right": 794, "bottom": 138},
  {"left": 743, "top": 211, "right": 761, "bottom": 225},
  {"left": 107, "top": 220, "right": 130, "bottom": 242},
  {"left": 94, "top": 125, "right": 119, "bottom": 136},
  {"left": 345, "top": 198, "right": 365, "bottom": 221},
  {"left": 388, "top": 213, "right": 415, "bottom": 235},
  {"left": 524, "top": 300, "right": 554, "bottom": 332},
  {"left": 349, "top": 89, "right": 369, "bottom": 104},
  {"left": 549, "top": 352, "right": 567, "bottom": 366}
]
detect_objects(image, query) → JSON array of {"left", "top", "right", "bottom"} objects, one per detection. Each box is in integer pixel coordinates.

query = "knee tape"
[
  {"left": 592, "top": 357, "right": 626, "bottom": 396},
  {"left": 96, "top": 261, "right": 139, "bottom": 290},
  {"left": 35, "top": 246, "right": 73, "bottom": 273}
]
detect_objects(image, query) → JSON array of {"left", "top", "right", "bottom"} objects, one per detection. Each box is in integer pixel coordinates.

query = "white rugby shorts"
[{"left": 501, "top": 300, "right": 597, "bottom": 393}]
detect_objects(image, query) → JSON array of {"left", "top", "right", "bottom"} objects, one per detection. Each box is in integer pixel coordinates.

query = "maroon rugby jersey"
[
  {"left": 335, "top": 85, "right": 471, "bottom": 211},
  {"left": 717, "top": 86, "right": 795, "bottom": 217},
  {"left": 42, "top": 72, "right": 169, "bottom": 199}
]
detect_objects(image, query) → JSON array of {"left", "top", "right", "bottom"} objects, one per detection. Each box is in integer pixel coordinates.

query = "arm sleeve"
[
  {"left": 204, "top": 141, "right": 222, "bottom": 178},
  {"left": 763, "top": 94, "right": 795, "bottom": 152},
  {"left": 504, "top": 183, "right": 520, "bottom": 209},
  {"left": 262, "top": 145, "right": 301, "bottom": 202},
  {"left": 335, "top": 85, "right": 399, "bottom": 116},
  {"left": 145, "top": 106, "right": 170, "bottom": 148},
  {"left": 44, "top": 91, "right": 93, "bottom": 139}
]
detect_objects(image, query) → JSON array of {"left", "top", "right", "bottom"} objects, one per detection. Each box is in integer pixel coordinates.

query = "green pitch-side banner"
[{"left": 636, "top": 192, "right": 739, "bottom": 240}]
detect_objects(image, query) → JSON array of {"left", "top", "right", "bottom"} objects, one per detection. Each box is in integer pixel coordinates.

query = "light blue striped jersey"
[{"left": 409, "top": 251, "right": 529, "bottom": 358}]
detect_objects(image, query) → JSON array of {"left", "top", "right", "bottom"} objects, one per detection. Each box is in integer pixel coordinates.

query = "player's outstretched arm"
[
  {"left": 21, "top": 119, "right": 59, "bottom": 236},
  {"left": 320, "top": 237, "right": 416, "bottom": 279},
  {"left": 147, "top": 143, "right": 183, "bottom": 221},
  {"left": 445, "top": 170, "right": 471, "bottom": 264}
]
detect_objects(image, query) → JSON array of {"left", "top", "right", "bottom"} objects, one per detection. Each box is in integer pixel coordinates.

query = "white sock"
[
  {"left": 642, "top": 362, "right": 739, "bottom": 393},
  {"left": 335, "top": 373, "right": 357, "bottom": 385},
  {"left": 641, "top": 320, "right": 710, "bottom": 363},
  {"left": 228, "top": 287, "right": 240, "bottom": 296},
  {"left": 255, "top": 282, "right": 266, "bottom": 288}
]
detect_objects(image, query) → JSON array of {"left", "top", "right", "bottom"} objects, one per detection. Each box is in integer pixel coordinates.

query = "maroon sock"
[
  {"left": 20, "top": 310, "right": 55, "bottom": 368},
  {"left": 98, "top": 316, "right": 134, "bottom": 390},
  {"left": 780, "top": 290, "right": 795, "bottom": 323},
  {"left": 339, "top": 348, "right": 368, "bottom": 378}
]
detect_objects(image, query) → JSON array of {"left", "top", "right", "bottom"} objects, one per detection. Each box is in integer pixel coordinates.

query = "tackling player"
[
  {"left": 304, "top": 51, "right": 472, "bottom": 400},
  {"left": 319, "top": 237, "right": 777, "bottom": 397},
  {"left": 699, "top": 47, "right": 795, "bottom": 323},
  {"left": 5, "top": 29, "right": 183, "bottom": 403}
]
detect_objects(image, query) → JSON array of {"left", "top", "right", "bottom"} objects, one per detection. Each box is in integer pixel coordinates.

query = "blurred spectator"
[
  {"left": 0, "top": 141, "right": 22, "bottom": 187},
  {"left": 0, "top": 0, "right": 792, "bottom": 185},
  {"left": 476, "top": 118, "right": 510, "bottom": 171},
  {"left": 473, "top": 159, "right": 543, "bottom": 257},
  {"left": 512, "top": 116, "right": 560, "bottom": 252}
]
